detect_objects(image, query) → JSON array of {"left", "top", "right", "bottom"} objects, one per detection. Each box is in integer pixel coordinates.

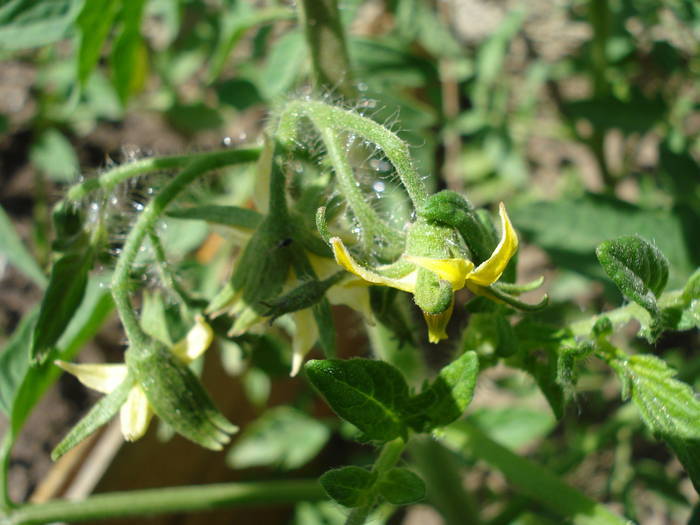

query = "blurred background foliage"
[{"left": 0, "top": 0, "right": 699, "bottom": 523}]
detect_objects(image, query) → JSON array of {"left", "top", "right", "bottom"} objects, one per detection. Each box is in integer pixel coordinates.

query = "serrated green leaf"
[
  {"left": 319, "top": 466, "right": 377, "bottom": 508},
  {"left": 0, "top": 204, "right": 46, "bottom": 288},
  {"left": 376, "top": 467, "right": 425, "bottom": 505},
  {"left": 596, "top": 235, "right": 669, "bottom": 315},
  {"left": 405, "top": 351, "right": 479, "bottom": 432},
  {"left": 226, "top": 406, "right": 329, "bottom": 470},
  {"left": 0, "top": 0, "right": 84, "bottom": 51},
  {"left": 31, "top": 250, "right": 93, "bottom": 361},
  {"left": 304, "top": 358, "right": 409, "bottom": 442},
  {"left": 613, "top": 354, "right": 700, "bottom": 491},
  {"left": 511, "top": 193, "right": 697, "bottom": 289}
]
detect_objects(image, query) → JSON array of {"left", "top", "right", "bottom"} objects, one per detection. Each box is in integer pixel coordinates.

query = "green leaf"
[
  {"left": 75, "top": 0, "right": 120, "bottom": 86},
  {"left": 30, "top": 129, "right": 80, "bottom": 182},
  {"left": 0, "top": 204, "right": 46, "bottom": 288},
  {"left": 31, "top": 250, "right": 93, "bottom": 361},
  {"left": 259, "top": 30, "right": 305, "bottom": 100},
  {"left": 0, "top": 0, "right": 84, "bottom": 51},
  {"left": 0, "top": 309, "right": 38, "bottom": 416},
  {"left": 216, "top": 78, "right": 263, "bottom": 111},
  {"left": 596, "top": 235, "right": 669, "bottom": 315},
  {"left": 304, "top": 358, "right": 409, "bottom": 442},
  {"left": 405, "top": 351, "right": 479, "bottom": 432},
  {"left": 511, "top": 193, "right": 697, "bottom": 288},
  {"left": 319, "top": 466, "right": 377, "bottom": 508},
  {"left": 376, "top": 467, "right": 425, "bottom": 505},
  {"left": 110, "top": 0, "right": 147, "bottom": 104},
  {"left": 226, "top": 407, "right": 330, "bottom": 470},
  {"left": 165, "top": 102, "right": 223, "bottom": 135},
  {"left": 563, "top": 93, "right": 666, "bottom": 135},
  {"left": 612, "top": 354, "right": 700, "bottom": 491},
  {"left": 467, "top": 406, "right": 556, "bottom": 450}
]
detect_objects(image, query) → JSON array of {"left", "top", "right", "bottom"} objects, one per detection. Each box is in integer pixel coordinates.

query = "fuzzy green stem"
[
  {"left": 569, "top": 289, "right": 683, "bottom": 337},
  {"left": 278, "top": 100, "right": 428, "bottom": 209},
  {"left": 67, "top": 148, "right": 261, "bottom": 201},
  {"left": 296, "top": 0, "right": 356, "bottom": 98},
  {"left": 442, "top": 422, "right": 629, "bottom": 525},
  {"left": 110, "top": 150, "right": 258, "bottom": 350},
  {"left": 344, "top": 437, "right": 405, "bottom": 525},
  {"left": 0, "top": 480, "right": 324, "bottom": 525},
  {"left": 319, "top": 126, "right": 399, "bottom": 251}
]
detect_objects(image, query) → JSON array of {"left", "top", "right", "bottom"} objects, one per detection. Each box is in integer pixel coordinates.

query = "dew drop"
[{"left": 222, "top": 136, "right": 233, "bottom": 147}]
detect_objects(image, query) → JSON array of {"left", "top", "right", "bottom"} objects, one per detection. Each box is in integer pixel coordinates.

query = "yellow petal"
[
  {"left": 171, "top": 315, "right": 214, "bottom": 364},
  {"left": 290, "top": 308, "right": 319, "bottom": 377},
  {"left": 119, "top": 385, "right": 153, "bottom": 441},
  {"left": 403, "top": 255, "right": 474, "bottom": 290},
  {"left": 422, "top": 299, "right": 454, "bottom": 343},
  {"left": 55, "top": 361, "right": 128, "bottom": 394},
  {"left": 468, "top": 202, "right": 518, "bottom": 286},
  {"left": 330, "top": 237, "right": 417, "bottom": 293}
]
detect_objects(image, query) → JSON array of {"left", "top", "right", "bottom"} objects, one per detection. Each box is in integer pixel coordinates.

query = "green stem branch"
[
  {"left": 345, "top": 437, "right": 405, "bottom": 525},
  {"left": 67, "top": 148, "right": 260, "bottom": 201},
  {"left": 110, "top": 150, "right": 258, "bottom": 350},
  {"left": 1, "top": 480, "right": 323, "bottom": 525},
  {"left": 296, "top": 0, "right": 356, "bottom": 98}
]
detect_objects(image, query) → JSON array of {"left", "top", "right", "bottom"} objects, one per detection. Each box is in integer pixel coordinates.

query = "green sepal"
[
  {"left": 418, "top": 190, "right": 494, "bottom": 264},
  {"left": 404, "top": 351, "right": 479, "bottom": 432},
  {"left": 312, "top": 298, "right": 336, "bottom": 359},
  {"left": 304, "top": 358, "right": 409, "bottom": 442},
  {"left": 596, "top": 235, "right": 669, "bottom": 316},
  {"left": 319, "top": 466, "right": 377, "bottom": 508},
  {"left": 126, "top": 342, "right": 237, "bottom": 450},
  {"left": 413, "top": 267, "right": 453, "bottom": 314},
  {"left": 494, "top": 276, "right": 545, "bottom": 295},
  {"left": 31, "top": 250, "right": 94, "bottom": 362},
  {"left": 479, "top": 284, "right": 549, "bottom": 312},
  {"left": 52, "top": 375, "right": 134, "bottom": 460},
  {"left": 262, "top": 272, "right": 345, "bottom": 321},
  {"left": 315, "top": 206, "right": 332, "bottom": 243},
  {"left": 167, "top": 205, "right": 263, "bottom": 230},
  {"left": 376, "top": 467, "right": 426, "bottom": 505}
]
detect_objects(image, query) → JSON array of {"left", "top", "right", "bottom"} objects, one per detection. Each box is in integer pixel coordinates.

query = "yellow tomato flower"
[
  {"left": 55, "top": 316, "right": 213, "bottom": 442},
  {"left": 330, "top": 202, "right": 518, "bottom": 343}
]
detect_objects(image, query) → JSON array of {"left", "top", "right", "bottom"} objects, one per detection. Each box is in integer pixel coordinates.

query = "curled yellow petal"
[
  {"left": 55, "top": 361, "right": 128, "bottom": 394},
  {"left": 422, "top": 299, "right": 454, "bottom": 343},
  {"left": 119, "top": 385, "right": 153, "bottom": 441},
  {"left": 171, "top": 315, "right": 214, "bottom": 364},
  {"left": 468, "top": 202, "right": 518, "bottom": 286},
  {"left": 404, "top": 255, "right": 474, "bottom": 290},
  {"left": 330, "top": 237, "right": 416, "bottom": 293}
]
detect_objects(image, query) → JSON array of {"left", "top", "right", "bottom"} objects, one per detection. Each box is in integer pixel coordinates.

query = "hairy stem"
[
  {"left": 278, "top": 100, "right": 428, "bottom": 209},
  {"left": 110, "top": 150, "right": 258, "bottom": 350},
  {"left": 1, "top": 480, "right": 323, "bottom": 525},
  {"left": 296, "top": 0, "right": 356, "bottom": 98},
  {"left": 67, "top": 148, "right": 260, "bottom": 201}
]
